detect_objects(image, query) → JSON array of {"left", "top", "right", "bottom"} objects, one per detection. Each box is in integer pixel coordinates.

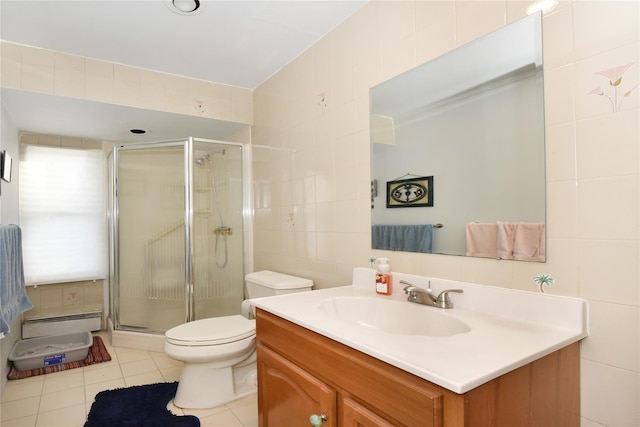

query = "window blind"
[{"left": 19, "top": 145, "right": 107, "bottom": 285}]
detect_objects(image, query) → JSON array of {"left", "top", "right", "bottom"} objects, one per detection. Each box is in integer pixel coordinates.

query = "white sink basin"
[{"left": 317, "top": 296, "right": 470, "bottom": 337}]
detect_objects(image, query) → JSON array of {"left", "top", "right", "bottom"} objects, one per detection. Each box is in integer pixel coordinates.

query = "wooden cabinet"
[
  {"left": 256, "top": 309, "right": 580, "bottom": 427},
  {"left": 258, "top": 344, "right": 337, "bottom": 427}
]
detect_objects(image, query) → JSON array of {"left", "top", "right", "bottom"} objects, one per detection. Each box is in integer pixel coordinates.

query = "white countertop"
[{"left": 250, "top": 268, "right": 588, "bottom": 394}]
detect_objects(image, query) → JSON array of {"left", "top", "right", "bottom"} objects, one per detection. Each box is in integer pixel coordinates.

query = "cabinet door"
[
  {"left": 258, "top": 344, "right": 337, "bottom": 427},
  {"left": 341, "top": 397, "right": 398, "bottom": 427}
]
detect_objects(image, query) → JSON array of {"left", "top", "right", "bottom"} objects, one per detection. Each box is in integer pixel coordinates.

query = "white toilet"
[{"left": 164, "top": 271, "right": 313, "bottom": 409}]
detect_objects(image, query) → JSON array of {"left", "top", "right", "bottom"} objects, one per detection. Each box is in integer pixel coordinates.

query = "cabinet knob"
[{"left": 309, "top": 413, "right": 328, "bottom": 426}]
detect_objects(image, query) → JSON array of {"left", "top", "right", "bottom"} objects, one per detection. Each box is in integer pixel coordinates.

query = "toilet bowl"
[{"left": 164, "top": 271, "right": 313, "bottom": 409}]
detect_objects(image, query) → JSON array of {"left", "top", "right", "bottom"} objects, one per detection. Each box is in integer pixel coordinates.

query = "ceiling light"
[{"left": 166, "top": 0, "right": 203, "bottom": 16}]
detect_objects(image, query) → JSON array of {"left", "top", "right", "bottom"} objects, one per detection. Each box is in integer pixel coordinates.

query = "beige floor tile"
[
  {"left": 84, "top": 378, "right": 126, "bottom": 404},
  {"left": 150, "top": 351, "right": 182, "bottom": 369},
  {"left": 230, "top": 395, "right": 259, "bottom": 427},
  {"left": 114, "top": 347, "right": 152, "bottom": 364},
  {"left": 198, "top": 409, "right": 244, "bottom": 426},
  {"left": 36, "top": 403, "right": 86, "bottom": 427},
  {"left": 120, "top": 358, "right": 161, "bottom": 377},
  {"left": 83, "top": 356, "right": 119, "bottom": 371},
  {"left": 42, "top": 370, "right": 84, "bottom": 394},
  {"left": 181, "top": 402, "right": 230, "bottom": 419},
  {"left": 1, "top": 414, "right": 37, "bottom": 427},
  {"left": 160, "top": 366, "right": 182, "bottom": 382},
  {"left": 0, "top": 396, "right": 40, "bottom": 422},
  {"left": 123, "top": 369, "right": 165, "bottom": 387},
  {"left": 83, "top": 365, "right": 123, "bottom": 385},
  {"left": 1, "top": 379, "right": 44, "bottom": 402},
  {"left": 38, "top": 386, "right": 85, "bottom": 413}
]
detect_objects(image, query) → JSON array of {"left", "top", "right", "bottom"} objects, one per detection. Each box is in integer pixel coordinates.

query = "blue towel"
[
  {"left": 372, "top": 224, "right": 434, "bottom": 253},
  {"left": 0, "top": 225, "right": 34, "bottom": 334}
]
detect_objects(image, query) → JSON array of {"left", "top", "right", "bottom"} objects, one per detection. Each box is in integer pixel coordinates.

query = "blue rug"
[{"left": 85, "top": 382, "right": 200, "bottom": 427}]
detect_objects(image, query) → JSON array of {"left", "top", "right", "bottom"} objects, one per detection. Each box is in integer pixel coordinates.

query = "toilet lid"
[{"left": 165, "top": 315, "right": 256, "bottom": 346}]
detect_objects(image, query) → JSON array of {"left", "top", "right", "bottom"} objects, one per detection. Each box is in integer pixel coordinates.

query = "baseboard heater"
[{"left": 22, "top": 311, "right": 102, "bottom": 339}]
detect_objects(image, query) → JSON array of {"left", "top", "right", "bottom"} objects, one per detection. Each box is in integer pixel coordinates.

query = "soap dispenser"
[{"left": 375, "top": 258, "right": 392, "bottom": 295}]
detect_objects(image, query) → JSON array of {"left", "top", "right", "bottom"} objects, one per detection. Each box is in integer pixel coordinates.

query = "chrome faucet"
[{"left": 400, "top": 280, "right": 463, "bottom": 309}]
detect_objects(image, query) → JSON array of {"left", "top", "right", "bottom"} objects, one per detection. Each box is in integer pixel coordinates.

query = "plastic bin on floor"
[{"left": 8, "top": 332, "right": 93, "bottom": 371}]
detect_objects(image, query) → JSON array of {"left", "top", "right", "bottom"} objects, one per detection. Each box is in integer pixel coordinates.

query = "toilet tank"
[{"left": 245, "top": 271, "right": 313, "bottom": 299}]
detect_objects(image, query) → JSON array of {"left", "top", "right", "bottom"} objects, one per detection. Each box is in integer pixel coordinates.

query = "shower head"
[
  {"left": 195, "top": 153, "right": 210, "bottom": 165},
  {"left": 195, "top": 149, "right": 226, "bottom": 165}
]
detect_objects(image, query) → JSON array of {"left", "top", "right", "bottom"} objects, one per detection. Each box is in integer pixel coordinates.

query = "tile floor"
[{"left": 0, "top": 332, "right": 258, "bottom": 427}]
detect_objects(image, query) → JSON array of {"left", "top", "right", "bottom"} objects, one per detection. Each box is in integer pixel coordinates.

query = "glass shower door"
[
  {"left": 116, "top": 143, "right": 187, "bottom": 332},
  {"left": 191, "top": 140, "right": 244, "bottom": 320}
]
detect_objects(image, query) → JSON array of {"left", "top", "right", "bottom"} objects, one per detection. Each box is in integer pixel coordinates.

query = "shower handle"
[{"left": 213, "top": 226, "right": 232, "bottom": 235}]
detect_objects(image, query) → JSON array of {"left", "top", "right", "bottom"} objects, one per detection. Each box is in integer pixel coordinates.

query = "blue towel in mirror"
[{"left": 372, "top": 224, "right": 434, "bottom": 253}]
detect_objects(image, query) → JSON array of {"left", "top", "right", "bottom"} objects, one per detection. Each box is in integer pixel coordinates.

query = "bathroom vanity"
[
  {"left": 257, "top": 309, "right": 579, "bottom": 427},
  {"left": 252, "top": 269, "right": 587, "bottom": 427}
]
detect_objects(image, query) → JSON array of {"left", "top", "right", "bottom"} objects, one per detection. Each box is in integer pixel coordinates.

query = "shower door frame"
[{"left": 109, "top": 137, "right": 252, "bottom": 334}]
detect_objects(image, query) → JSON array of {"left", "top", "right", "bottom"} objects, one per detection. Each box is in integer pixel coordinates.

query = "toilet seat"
[{"left": 166, "top": 315, "right": 256, "bottom": 346}]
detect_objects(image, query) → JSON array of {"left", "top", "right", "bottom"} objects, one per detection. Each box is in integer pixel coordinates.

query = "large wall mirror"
[{"left": 370, "top": 13, "right": 546, "bottom": 262}]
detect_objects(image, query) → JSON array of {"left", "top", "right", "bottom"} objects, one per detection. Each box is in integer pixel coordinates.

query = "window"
[{"left": 19, "top": 145, "right": 106, "bottom": 285}]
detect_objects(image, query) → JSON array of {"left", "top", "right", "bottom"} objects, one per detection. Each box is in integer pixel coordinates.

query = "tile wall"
[
  {"left": 251, "top": 1, "right": 639, "bottom": 426},
  {"left": 0, "top": 41, "right": 253, "bottom": 125}
]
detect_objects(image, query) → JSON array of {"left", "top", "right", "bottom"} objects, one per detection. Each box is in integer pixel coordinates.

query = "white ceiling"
[
  {"left": 1, "top": 0, "right": 366, "bottom": 89},
  {"left": 0, "top": 0, "right": 366, "bottom": 141}
]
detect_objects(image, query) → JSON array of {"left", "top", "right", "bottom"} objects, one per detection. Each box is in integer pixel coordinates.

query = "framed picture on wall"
[
  {"left": 1, "top": 151, "right": 12, "bottom": 183},
  {"left": 386, "top": 176, "right": 433, "bottom": 208}
]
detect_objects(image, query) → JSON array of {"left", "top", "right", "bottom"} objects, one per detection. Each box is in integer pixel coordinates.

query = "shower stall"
[{"left": 108, "top": 137, "right": 246, "bottom": 341}]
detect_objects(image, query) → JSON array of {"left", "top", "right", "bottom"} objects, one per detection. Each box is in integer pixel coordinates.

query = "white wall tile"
[
  {"left": 455, "top": 1, "right": 505, "bottom": 46},
  {"left": 581, "top": 358, "right": 640, "bottom": 427},
  {"left": 542, "top": 6, "right": 574, "bottom": 69},
  {"left": 544, "top": 63, "right": 576, "bottom": 125},
  {"left": 575, "top": 42, "right": 639, "bottom": 120},
  {"left": 582, "top": 301, "right": 639, "bottom": 372},
  {"left": 576, "top": 109, "right": 639, "bottom": 179},
  {"left": 577, "top": 175, "right": 638, "bottom": 241},
  {"left": 573, "top": 0, "right": 639, "bottom": 61},
  {"left": 579, "top": 239, "right": 640, "bottom": 306}
]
